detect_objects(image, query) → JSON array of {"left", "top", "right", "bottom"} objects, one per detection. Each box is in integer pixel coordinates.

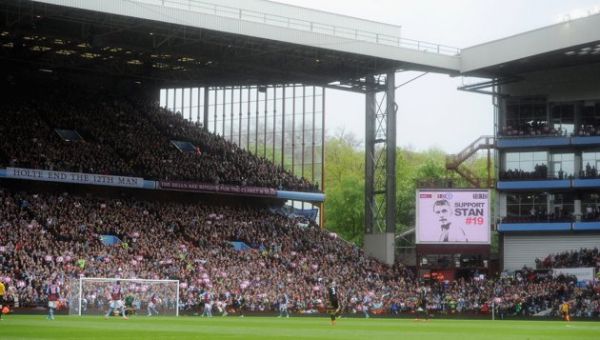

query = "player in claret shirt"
[
  {"left": 147, "top": 294, "right": 160, "bottom": 316},
  {"left": 201, "top": 290, "right": 214, "bottom": 318},
  {"left": 105, "top": 281, "right": 128, "bottom": 319},
  {"left": 46, "top": 280, "right": 60, "bottom": 320},
  {"left": 278, "top": 291, "right": 290, "bottom": 318}
]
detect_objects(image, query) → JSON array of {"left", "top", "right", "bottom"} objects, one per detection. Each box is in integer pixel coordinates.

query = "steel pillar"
[
  {"left": 385, "top": 73, "right": 397, "bottom": 233},
  {"left": 365, "top": 72, "right": 397, "bottom": 233},
  {"left": 364, "top": 76, "right": 376, "bottom": 234}
]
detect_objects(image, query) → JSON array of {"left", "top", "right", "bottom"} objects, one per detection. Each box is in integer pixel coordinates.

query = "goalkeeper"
[{"left": 124, "top": 295, "right": 135, "bottom": 316}]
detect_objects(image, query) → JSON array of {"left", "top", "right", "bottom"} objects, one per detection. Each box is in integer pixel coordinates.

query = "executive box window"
[
  {"left": 581, "top": 151, "right": 600, "bottom": 178},
  {"left": 506, "top": 193, "right": 547, "bottom": 220},
  {"left": 582, "top": 192, "right": 600, "bottom": 221},
  {"left": 549, "top": 193, "right": 575, "bottom": 220},
  {"left": 550, "top": 103, "right": 575, "bottom": 136},
  {"left": 505, "top": 192, "right": 574, "bottom": 222},
  {"left": 578, "top": 102, "right": 600, "bottom": 136},
  {"left": 501, "top": 97, "right": 548, "bottom": 136},
  {"left": 550, "top": 153, "right": 574, "bottom": 179},
  {"left": 501, "top": 151, "right": 548, "bottom": 180}
]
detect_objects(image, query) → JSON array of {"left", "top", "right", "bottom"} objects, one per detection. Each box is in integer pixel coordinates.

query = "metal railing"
[{"left": 129, "top": 0, "right": 461, "bottom": 55}]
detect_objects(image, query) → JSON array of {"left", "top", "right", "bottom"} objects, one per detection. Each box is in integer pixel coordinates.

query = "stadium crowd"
[
  {"left": 0, "top": 90, "right": 317, "bottom": 192},
  {"left": 501, "top": 213, "right": 574, "bottom": 224},
  {"left": 580, "top": 163, "right": 600, "bottom": 179},
  {"left": 583, "top": 205, "right": 600, "bottom": 221},
  {"left": 536, "top": 248, "right": 600, "bottom": 271},
  {"left": 1, "top": 186, "right": 599, "bottom": 318},
  {"left": 499, "top": 123, "right": 566, "bottom": 137},
  {"left": 500, "top": 163, "right": 600, "bottom": 181},
  {"left": 499, "top": 164, "right": 549, "bottom": 181},
  {"left": 575, "top": 124, "right": 600, "bottom": 137},
  {"left": 500, "top": 123, "right": 600, "bottom": 138},
  {"left": 0, "top": 185, "right": 405, "bottom": 314}
]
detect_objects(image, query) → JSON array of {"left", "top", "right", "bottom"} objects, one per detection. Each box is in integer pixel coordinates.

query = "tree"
[
  {"left": 323, "top": 134, "right": 364, "bottom": 244},
  {"left": 325, "top": 175, "right": 365, "bottom": 244}
]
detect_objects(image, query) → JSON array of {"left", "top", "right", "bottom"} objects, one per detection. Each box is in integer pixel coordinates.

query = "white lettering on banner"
[
  {"left": 5, "top": 168, "right": 144, "bottom": 188},
  {"left": 552, "top": 267, "right": 595, "bottom": 282}
]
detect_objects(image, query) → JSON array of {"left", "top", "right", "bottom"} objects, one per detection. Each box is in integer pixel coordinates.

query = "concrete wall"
[{"left": 364, "top": 233, "right": 395, "bottom": 266}]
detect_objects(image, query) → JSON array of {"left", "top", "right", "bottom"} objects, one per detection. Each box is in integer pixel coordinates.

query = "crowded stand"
[
  {"left": 581, "top": 163, "right": 600, "bottom": 179},
  {"left": 0, "top": 185, "right": 405, "bottom": 314},
  {"left": 575, "top": 125, "right": 600, "bottom": 137},
  {"left": 501, "top": 213, "right": 574, "bottom": 224},
  {"left": 0, "top": 87, "right": 317, "bottom": 192},
  {"left": 500, "top": 123, "right": 600, "bottom": 138},
  {"left": 499, "top": 164, "right": 549, "bottom": 181},
  {"left": 498, "top": 123, "right": 566, "bottom": 137},
  {"left": 536, "top": 248, "right": 600, "bottom": 271},
  {"left": 500, "top": 164, "right": 600, "bottom": 181},
  {"left": 583, "top": 205, "right": 600, "bottom": 221},
  {"left": 1, "top": 185, "right": 599, "bottom": 318}
]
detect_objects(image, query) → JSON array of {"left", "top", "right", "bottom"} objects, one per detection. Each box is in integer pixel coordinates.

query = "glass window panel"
[
  {"left": 501, "top": 97, "right": 547, "bottom": 135},
  {"left": 503, "top": 151, "right": 547, "bottom": 173},
  {"left": 551, "top": 153, "right": 574, "bottom": 178},
  {"left": 506, "top": 153, "right": 519, "bottom": 162}
]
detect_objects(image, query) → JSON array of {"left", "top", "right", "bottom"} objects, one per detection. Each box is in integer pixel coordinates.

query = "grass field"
[{"left": 1, "top": 315, "right": 599, "bottom": 339}]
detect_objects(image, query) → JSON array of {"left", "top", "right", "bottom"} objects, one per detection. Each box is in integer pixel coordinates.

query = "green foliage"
[
  {"left": 322, "top": 135, "right": 365, "bottom": 244},
  {"left": 325, "top": 176, "right": 364, "bottom": 245}
]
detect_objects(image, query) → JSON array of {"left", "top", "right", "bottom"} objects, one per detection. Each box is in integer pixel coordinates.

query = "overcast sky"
[{"left": 273, "top": 0, "right": 600, "bottom": 153}]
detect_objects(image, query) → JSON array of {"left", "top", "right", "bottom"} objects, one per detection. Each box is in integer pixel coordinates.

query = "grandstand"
[{"left": 0, "top": 0, "right": 599, "bottom": 335}]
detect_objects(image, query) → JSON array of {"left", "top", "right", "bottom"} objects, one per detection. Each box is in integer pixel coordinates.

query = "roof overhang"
[
  {"left": 460, "top": 13, "right": 600, "bottom": 77},
  {"left": 30, "top": 0, "right": 461, "bottom": 75},
  {"left": 8, "top": 0, "right": 600, "bottom": 85}
]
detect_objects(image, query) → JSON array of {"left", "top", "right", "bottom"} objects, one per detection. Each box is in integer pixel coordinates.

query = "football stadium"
[{"left": 0, "top": 1, "right": 600, "bottom": 339}]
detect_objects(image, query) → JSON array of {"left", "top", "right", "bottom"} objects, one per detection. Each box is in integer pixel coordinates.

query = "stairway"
[{"left": 446, "top": 136, "right": 495, "bottom": 188}]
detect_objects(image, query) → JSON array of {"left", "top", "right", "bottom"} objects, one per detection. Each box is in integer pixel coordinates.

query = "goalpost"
[{"left": 68, "top": 278, "right": 180, "bottom": 317}]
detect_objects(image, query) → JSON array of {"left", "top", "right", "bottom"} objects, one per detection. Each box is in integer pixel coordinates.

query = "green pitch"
[{"left": 2, "top": 315, "right": 599, "bottom": 339}]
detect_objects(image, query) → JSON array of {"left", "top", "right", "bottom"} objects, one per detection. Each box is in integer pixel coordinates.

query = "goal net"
[{"left": 68, "top": 278, "right": 180, "bottom": 317}]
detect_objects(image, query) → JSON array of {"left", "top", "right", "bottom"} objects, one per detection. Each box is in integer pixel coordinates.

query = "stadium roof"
[
  {"left": 460, "top": 12, "right": 600, "bottom": 78},
  {"left": 0, "top": 0, "right": 459, "bottom": 90},
  {"left": 2, "top": 0, "right": 600, "bottom": 89}
]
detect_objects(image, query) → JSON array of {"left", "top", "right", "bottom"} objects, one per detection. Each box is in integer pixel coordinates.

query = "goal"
[{"left": 68, "top": 278, "right": 180, "bottom": 317}]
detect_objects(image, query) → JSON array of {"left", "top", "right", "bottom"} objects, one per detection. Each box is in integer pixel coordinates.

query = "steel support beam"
[
  {"left": 203, "top": 87, "right": 209, "bottom": 131},
  {"left": 385, "top": 72, "right": 397, "bottom": 233},
  {"left": 364, "top": 72, "right": 397, "bottom": 265},
  {"left": 364, "top": 76, "right": 376, "bottom": 234},
  {"left": 365, "top": 72, "right": 397, "bottom": 234}
]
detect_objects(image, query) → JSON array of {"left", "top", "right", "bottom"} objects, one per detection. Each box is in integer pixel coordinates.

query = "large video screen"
[{"left": 416, "top": 190, "right": 490, "bottom": 244}]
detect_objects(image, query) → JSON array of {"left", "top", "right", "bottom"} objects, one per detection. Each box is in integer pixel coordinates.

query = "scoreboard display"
[{"left": 416, "top": 190, "right": 491, "bottom": 245}]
